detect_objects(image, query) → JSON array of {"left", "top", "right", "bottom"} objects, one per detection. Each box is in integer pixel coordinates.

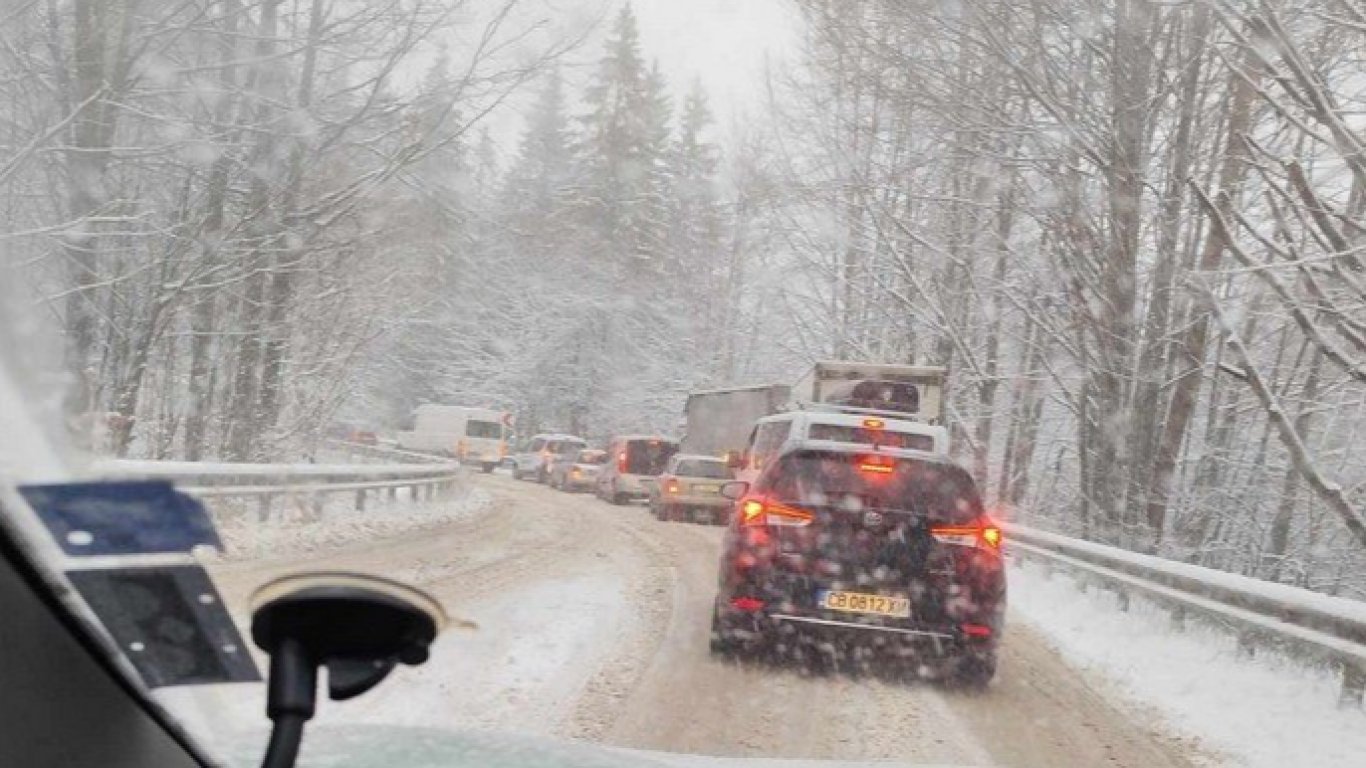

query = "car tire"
[
  {"left": 709, "top": 609, "right": 736, "bottom": 659},
  {"left": 952, "top": 651, "right": 997, "bottom": 689},
  {"left": 481, "top": 463, "right": 495, "bottom": 474},
  {"left": 512, "top": 468, "right": 523, "bottom": 481}
]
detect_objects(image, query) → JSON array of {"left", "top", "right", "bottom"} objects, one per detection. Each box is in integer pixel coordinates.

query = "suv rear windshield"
[
  {"left": 578, "top": 450, "right": 607, "bottom": 464},
  {"left": 760, "top": 450, "right": 980, "bottom": 524},
  {"left": 624, "top": 440, "right": 678, "bottom": 474},
  {"left": 806, "top": 423, "right": 934, "bottom": 452},
  {"left": 674, "top": 459, "right": 730, "bottom": 479},
  {"left": 467, "top": 420, "right": 502, "bottom": 439}
]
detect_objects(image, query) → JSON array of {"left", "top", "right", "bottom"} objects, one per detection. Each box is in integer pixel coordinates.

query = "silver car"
[
  {"left": 549, "top": 449, "right": 608, "bottom": 492},
  {"left": 511, "top": 433, "right": 587, "bottom": 482}
]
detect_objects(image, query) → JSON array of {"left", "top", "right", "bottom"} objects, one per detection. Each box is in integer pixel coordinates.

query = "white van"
[
  {"left": 396, "top": 405, "right": 509, "bottom": 471},
  {"left": 594, "top": 435, "right": 679, "bottom": 505},
  {"left": 734, "top": 408, "right": 949, "bottom": 484}
]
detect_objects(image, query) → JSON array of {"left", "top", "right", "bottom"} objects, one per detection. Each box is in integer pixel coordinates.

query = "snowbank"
[
  {"left": 207, "top": 485, "right": 491, "bottom": 561},
  {"left": 1011, "top": 558, "right": 1366, "bottom": 768}
]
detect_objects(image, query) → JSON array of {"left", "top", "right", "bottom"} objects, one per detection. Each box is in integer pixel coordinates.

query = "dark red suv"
[{"left": 710, "top": 447, "right": 1006, "bottom": 685}]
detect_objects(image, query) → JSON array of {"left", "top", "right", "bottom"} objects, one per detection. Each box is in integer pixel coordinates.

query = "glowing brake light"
[
  {"left": 617, "top": 451, "right": 628, "bottom": 472},
  {"left": 730, "top": 596, "right": 765, "bottom": 612},
  {"left": 930, "top": 519, "right": 1003, "bottom": 551},
  {"left": 961, "top": 623, "right": 992, "bottom": 638},
  {"left": 666, "top": 480, "right": 681, "bottom": 494},
  {"left": 858, "top": 454, "right": 895, "bottom": 474},
  {"left": 862, "top": 417, "right": 885, "bottom": 429},
  {"left": 738, "top": 497, "right": 813, "bottom": 527}
]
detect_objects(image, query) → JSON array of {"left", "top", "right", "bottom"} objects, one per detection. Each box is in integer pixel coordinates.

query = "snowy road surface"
[{"left": 206, "top": 473, "right": 1203, "bottom": 767}]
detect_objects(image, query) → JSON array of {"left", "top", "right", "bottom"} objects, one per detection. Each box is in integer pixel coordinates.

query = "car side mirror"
[
  {"left": 725, "top": 451, "right": 744, "bottom": 470},
  {"left": 720, "top": 481, "right": 749, "bottom": 500}
]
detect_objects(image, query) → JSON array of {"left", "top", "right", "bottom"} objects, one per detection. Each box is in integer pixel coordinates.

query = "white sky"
[
  {"left": 627, "top": 0, "right": 798, "bottom": 134},
  {"left": 475, "top": 0, "right": 800, "bottom": 159}
]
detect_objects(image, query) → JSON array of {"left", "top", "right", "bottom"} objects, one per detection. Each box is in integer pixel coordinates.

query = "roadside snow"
[
  {"left": 207, "top": 485, "right": 491, "bottom": 561},
  {"left": 1010, "top": 558, "right": 1366, "bottom": 768},
  {"left": 188, "top": 572, "right": 629, "bottom": 767}
]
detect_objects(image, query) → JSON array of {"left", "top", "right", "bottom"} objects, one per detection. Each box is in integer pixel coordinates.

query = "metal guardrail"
[
  {"left": 1007, "top": 523, "right": 1366, "bottom": 709},
  {"left": 96, "top": 445, "right": 463, "bottom": 518},
  {"left": 318, "top": 438, "right": 457, "bottom": 465}
]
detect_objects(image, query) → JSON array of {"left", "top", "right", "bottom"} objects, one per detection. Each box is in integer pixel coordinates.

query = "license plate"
[
  {"left": 820, "top": 590, "right": 910, "bottom": 618},
  {"left": 692, "top": 484, "right": 719, "bottom": 494}
]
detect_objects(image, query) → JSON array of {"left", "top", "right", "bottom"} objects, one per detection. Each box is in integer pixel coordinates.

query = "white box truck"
[
  {"left": 679, "top": 384, "right": 791, "bottom": 459},
  {"left": 790, "top": 361, "right": 947, "bottom": 424},
  {"left": 396, "top": 405, "right": 509, "bottom": 471}
]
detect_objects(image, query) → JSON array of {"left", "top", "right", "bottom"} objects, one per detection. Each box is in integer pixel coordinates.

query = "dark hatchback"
[{"left": 710, "top": 448, "right": 1006, "bottom": 685}]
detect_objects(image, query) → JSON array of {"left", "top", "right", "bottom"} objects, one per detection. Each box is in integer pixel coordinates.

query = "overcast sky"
[
  {"left": 474, "top": 0, "right": 800, "bottom": 159},
  {"left": 628, "top": 0, "right": 798, "bottom": 133}
]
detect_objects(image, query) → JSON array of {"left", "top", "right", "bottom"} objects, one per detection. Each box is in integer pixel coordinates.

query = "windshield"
[
  {"left": 624, "top": 441, "right": 677, "bottom": 475},
  {"left": 466, "top": 421, "right": 502, "bottom": 439},
  {"left": 674, "top": 459, "right": 730, "bottom": 479},
  {"left": 761, "top": 450, "right": 980, "bottom": 523},
  {"left": 806, "top": 423, "right": 936, "bottom": 453},
  {"left": 4, "top": 2, "right": 1365, "bottom": 768}
]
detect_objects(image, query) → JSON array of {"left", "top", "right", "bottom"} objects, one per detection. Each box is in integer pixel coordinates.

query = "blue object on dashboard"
[{"left": 19, "top": 481, "right": 221, "bottom": 556}]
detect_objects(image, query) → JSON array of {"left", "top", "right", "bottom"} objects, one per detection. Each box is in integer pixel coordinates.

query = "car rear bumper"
[
  {"left": 712, "top": 600, "right": 1001, "bottom": 659},
  {"left": 658, "top": 493, "right": 730, "bottom": 508},
  {"left": 613, "top": 474, "right": 655, "bottom": 497}
]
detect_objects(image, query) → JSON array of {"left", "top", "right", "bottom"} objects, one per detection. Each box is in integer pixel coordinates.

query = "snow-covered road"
[{"left": 205, "top": 473, "right": 1205, "bottom": 767}]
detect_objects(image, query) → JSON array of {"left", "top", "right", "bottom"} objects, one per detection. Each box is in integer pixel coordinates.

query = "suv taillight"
[
  {"left": 738, "top": 497, "right": 813, "bottom": 528},
  {"left": 617, "top": 451, "right": 628, "bottom": 473},
  {"left": 930, "top": 519, "right": 1002, "bottom": 552}
]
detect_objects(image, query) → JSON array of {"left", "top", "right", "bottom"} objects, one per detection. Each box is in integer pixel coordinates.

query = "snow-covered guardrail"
[
  {"left": 318, "top": 438, "right": 456, "bottom": 465},
  {"left": 1007, "top": 523, "right": 1366, "bottom": 708},
  {"left": 96, "top": 449, "right": 462, "bottom": 517}
]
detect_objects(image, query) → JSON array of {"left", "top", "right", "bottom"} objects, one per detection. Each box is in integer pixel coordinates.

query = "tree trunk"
[
  {"left": 973, "top": 183, "right": 1014, "bottom": 487},
  {"left": 1144, "top": 45, "right": 1258, "bottom": 548},
  {"left": 1129, "top": 6, "right": 1210, "bottom": 512},
  {"left": 224, "top": 0, "right": 283, "bottom": 460},
  {"left": 185, "top": 0, "right": 242, "bottom": 461},
  {"left": 1265, "top": 347, "right": 1322, "bottom": 580},
  {"left": 257, "top": 0, "right": 326, "bottom": 435}
]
